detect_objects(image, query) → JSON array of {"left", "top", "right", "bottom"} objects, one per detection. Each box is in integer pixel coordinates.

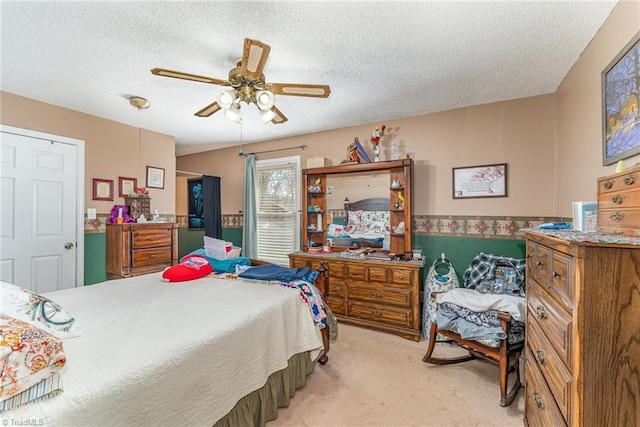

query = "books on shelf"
[{"left": 572, "top": 201, "right": 597, "bottom": 232}]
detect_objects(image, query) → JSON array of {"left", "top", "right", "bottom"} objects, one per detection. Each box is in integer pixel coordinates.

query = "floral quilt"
[{"left": 0, "top": 315, "right": 66, "bottom": 405}]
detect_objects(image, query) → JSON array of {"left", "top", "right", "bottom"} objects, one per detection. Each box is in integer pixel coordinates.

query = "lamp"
[
  {"left": 255, "top": 90, "right": 275, "bottom": 111},
  {"left": 224, "top": 103, "right": 242, "bottom": 123},
  {"left": 216, "top": 90, "right": 237, "bottom": 110},
  {"left": 260, "top": 108, "right": 276, "bottom": 123}
]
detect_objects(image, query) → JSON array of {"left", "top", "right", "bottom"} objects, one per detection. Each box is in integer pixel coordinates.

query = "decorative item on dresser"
[
  {"left": 289, "top": 252, "right": 424, "bottom": 341},
  {"left": 124, "top": 196, "right": 151, "bottom": 221},
  {"left": 106, "top": 222, "right": 178, "bottom": 280},
  {"left": 597, "top": 164, "right": 640, "bottom": 237},
  {"left": 523, "top": 228, "right": 640, "bottom": 426}
]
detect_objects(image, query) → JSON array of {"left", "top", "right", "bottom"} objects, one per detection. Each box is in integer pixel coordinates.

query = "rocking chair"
[{"left": 422, "top": 253, "right": 526, "bottom": 407}]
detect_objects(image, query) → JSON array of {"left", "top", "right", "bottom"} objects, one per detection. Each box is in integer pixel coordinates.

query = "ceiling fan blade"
[
  {"left": 240, "top": 39, "right": 271, "bottom": 80},
  {"left": 270, "top": 105, "right": 288, "bottom": 124},
  {"left": 268, "top": 83, "right": 331, "bottom": 98},
  {"left": 195, "top": 101, "right": 222, "bottom": 117},
  {"left": 151, "top": 68, "right": 229, "bottom": 86}
]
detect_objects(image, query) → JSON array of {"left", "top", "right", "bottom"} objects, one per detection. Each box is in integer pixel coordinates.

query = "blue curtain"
[
  {"left": 203, "top": 175, "right": 222, "bottom": 239},
  {"left": 242, "top": 155, "right": 257, "bottom": 259}
]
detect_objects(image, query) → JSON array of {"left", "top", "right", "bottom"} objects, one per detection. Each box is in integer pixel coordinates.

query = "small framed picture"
[
  {"left": 146, "top": 166, "right": 165, "bottom": 189},
  {"left": 452, "top": 163, "right": 507, "bottom": 199},
  {"left": 118, "top": 176, "right": 137, "bottom": 198},
  {"left": 92, "top": 178, "right": 114, "bottom": 201}
]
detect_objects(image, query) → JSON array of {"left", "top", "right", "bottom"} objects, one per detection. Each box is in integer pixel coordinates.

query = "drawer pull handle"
[
  {"left": 536, "top": 348, "right": 546, "bottom": 365},
  {"left": 612, "top": 194, "right": 624, "bottom": 204},
  {"left": 372, "top": 292, "right": 383, "bottom": 298},
  {"left": 535, "top": 305, "right": 547, "bottom": 320},
  {"left": 372, "top": 310, "right": 383, "bottom": 317},
  {"left": 552, "top": 271, "right": 560, "bottom": 278},
  {"left": 536, "top": 260, "right": 543, "bottom": 266},
  {"left": 610, "top": 211, "right": 624, "bottom": 221},
  {"left": 603, "top": 179, "right": 614, "bottom": 189},
  {"left": 623, "top": 174, "right": 636, "bottom": 186},
  {"left": 533, "top": 391, "right": 544, "bottom": 409}
]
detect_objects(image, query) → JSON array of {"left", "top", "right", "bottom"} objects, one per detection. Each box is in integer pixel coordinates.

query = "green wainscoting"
[
  {"left": 84, "top": 232, "right": 106, "bottom": 285},
  {"left": 413, "top": 234, "right": 526, "bottom": 283}
]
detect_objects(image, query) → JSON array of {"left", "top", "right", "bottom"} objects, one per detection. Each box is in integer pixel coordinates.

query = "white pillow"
[{"left": 0, "top": 281, "right": 80, "bottom": 339}]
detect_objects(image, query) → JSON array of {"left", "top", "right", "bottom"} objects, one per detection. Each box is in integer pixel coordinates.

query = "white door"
[{"left": 0, "top": 128, "right": 83, "bottom": 292}]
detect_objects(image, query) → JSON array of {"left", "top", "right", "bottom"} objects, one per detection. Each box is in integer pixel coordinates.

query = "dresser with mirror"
[{"left": 290, "top": 159, "right": 424, "bottom": 341}]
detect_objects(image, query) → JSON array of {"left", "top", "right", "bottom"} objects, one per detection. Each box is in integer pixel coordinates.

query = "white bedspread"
[{"left": 2, "top": 273, "right": 323, "bottom": 426}]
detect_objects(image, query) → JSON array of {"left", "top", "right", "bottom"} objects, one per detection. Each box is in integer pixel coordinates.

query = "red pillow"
[{"left": 162, "top": 255, "right": 213, "bottom": 282}]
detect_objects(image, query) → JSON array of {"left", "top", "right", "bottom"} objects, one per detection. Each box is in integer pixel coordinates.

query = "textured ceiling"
[{"left": 1, "top": 1, "right": 617, "bottom": 156}]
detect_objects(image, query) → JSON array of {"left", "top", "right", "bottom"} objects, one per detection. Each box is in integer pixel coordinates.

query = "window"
[{"left": 255, "top": 156, "right": 300, "bottom": 264}]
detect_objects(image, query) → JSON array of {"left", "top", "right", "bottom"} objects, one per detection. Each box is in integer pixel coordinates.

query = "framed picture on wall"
[
  {"left": 92, "top": 178, "right": 114, "bottom": 201},
  {"left": 146, "top": 166, "right": 165, "bottom": 189},
  {"left": 602, "top": 31, "right": 640, "bottom": 165},
  {"left": 187, "top": 178, "right": 205, "bottom": 229},
  {"left": 452, "top": 163, "right": 507, "bottom": 199},
  {"left": 118, "top": 176, "right": 137, "bottom": 198}
]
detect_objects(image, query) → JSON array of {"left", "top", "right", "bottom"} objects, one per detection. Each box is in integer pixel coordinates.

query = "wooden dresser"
[
  {"left": 289, "top": 252, "right": 424, "bottom": 341},
  {"left": 597, "top": 165, "right": 640, "bottom": 237},
  {"left": 106, "top": 223, "right": 178, "bottom": 280},
  {"left": 524, "top": 230, "right": 640, "bottom": 426}
]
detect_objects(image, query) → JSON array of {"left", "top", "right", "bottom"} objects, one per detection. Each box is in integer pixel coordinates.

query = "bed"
[
  {"left": 327, "top": 198, "right": 390, "bottom": 248},
  {"left": 1, "top": 262, "right": 332, "bottom": 426}
]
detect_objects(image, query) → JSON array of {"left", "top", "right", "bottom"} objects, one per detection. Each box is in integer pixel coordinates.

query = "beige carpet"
[{"left": 270, "top": 324, "right": 524, "bottom": 426}]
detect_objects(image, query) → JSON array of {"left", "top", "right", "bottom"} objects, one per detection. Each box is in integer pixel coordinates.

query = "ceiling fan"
[{"left": 151, "top": 38, "right": 331, "bottom": 124}]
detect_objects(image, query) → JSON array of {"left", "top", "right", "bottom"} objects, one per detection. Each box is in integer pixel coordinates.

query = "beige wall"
[
  {"left": 555, "top": 0, "right": 640, "bottom": 217},
  {"left": 177, "top": 94, "right": 556, "bottom": 217},
  {"left": 0, "top": 92, "right": 176, "bottom": 215}
]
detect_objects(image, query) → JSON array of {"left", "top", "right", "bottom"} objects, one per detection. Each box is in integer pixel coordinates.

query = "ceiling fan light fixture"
[
  {"left": 255, "top": 90, "right": 275, "bottom": 111},
  {"left": 224, "top": 104, "right": 242, "bottom": 123},
  {"left": 216, "top": 90, "right": 237, "bottom": 109},
  {"left": 260, "top": 108, "right": 277, "bottom": 123}
]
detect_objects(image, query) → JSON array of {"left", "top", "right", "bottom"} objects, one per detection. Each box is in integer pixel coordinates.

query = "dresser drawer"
[
  {"left": 527, "top": 279, "right": 573, "bottom": 369},
  {"left": 348, "top": 301, "right": 411, "bottom": 328},
  {"left": 328, "top": 262, "right": 346, "bottom": 278},
  {"left": 598, "top": 188, "right": 640, "bottom": 209},
  {"left": 132, "top": 229, "right": 172, "bottom": 249},
  {"left": 598, "top": 170, "right": 640, "bottom": 194},
  {"left": 368, "top": 267, "right": 388, "bottom": 282},
  {"left": 525, "top": 349, "right": 567, "bottom": 427},
  {"left": 528, "top": 242, "right": 553, "bottom": 287},
  {"left": 347, "top": 264, "right": 366, "bottom": 280},
  {"left": 327, "top": 296, "right": 346, "bottom": 316},
  {"left": 527, "top": 319, "right": 572, "bottom": 421},
  {"left": 550, "top": 251, "right": 574, "bottom": 311},
  {"left": 597, "top": 208, "right": 640, "bottom": 236},
  {"left": 349, "top": 283, "right": 411, "bottom": 307},
  {"left": 328, "top": 279, "right": 346, "bottom": 298},
  {"left": 390, "top": 269, "right": 412, "bottom": 285},
  {"left": 132, "top": 247, "right": 172, "bottom": 266}
]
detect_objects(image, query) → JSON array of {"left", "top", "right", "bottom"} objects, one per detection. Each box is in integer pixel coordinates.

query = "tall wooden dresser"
[
  {"left": 106, "top": 223, "right": 178, "bottom": 280},
  {"left": 524, "top": 229, "right": 639, "bottom": 426},
  {"left": 289, "top": 252, "right": 424, "bottom": 341}
]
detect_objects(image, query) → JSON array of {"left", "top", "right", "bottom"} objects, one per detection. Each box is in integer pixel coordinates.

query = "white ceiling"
[{"left": 1, "top": 1, "right": 617, "bottom": 156}]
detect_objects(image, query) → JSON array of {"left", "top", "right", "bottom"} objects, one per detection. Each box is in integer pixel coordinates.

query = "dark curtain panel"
[{"left": 202, "top": 175, "right": 222, "bottom": 239}]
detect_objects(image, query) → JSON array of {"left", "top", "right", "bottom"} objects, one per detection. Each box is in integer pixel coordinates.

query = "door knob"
[{"left": 64, "top": 242, "right": 75, "bottom": 249}]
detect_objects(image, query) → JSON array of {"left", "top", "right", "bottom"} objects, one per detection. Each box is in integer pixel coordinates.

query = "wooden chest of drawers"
[
  {"left": 524, "top": 230, "right": 640, "bottom": 426},
  {"left": 289, "top": 252, "right": 424, "bottom": 341},
  {"left": 597, "top": 165, "right": 640, "bottom": 237},
  {"left": 106, "top": 223, "right": 178, "bottom": 280}
]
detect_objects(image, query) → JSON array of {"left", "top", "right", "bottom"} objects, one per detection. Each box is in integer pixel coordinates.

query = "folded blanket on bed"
[
  {"left": 185, "top": 249, "right": 251, "bottom": 273},
  {"left": 238, "top": 264, "right": 319, "bottom": 284},
  {"left": 0, "top": 315, "right": 67, "bottom": 410}
]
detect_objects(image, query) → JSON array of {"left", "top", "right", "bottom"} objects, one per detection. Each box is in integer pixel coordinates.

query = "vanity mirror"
[{"left": 301, "top": 159, "right": 413, "bottom": 259}]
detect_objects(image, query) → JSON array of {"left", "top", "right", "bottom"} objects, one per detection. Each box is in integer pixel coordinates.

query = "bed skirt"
[{"left": 214, "top": 351, "right": 316, "bottom": 427}]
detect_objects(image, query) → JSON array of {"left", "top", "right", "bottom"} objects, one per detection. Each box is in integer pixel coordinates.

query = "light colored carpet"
[{"left": 270, "top": 324, "right": 524, "bottom": 426}]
